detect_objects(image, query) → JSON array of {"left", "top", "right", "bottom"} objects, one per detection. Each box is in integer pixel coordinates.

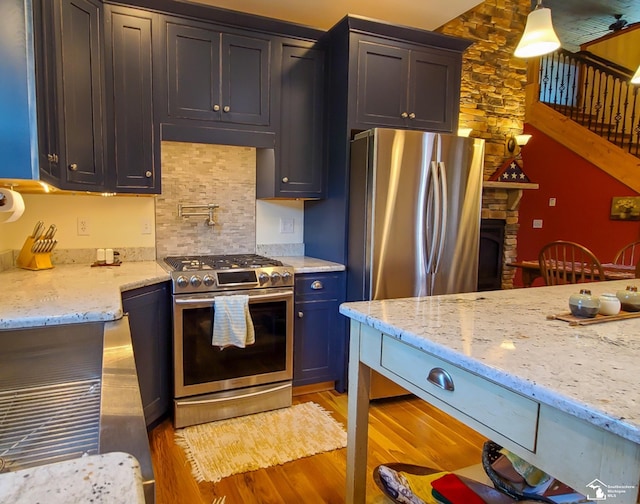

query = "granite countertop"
[
  {"left": 0, "top": 256, "right": 343, "bottom": 329},
  {"left": 339, "top": 279, "right": 640, "bottom": 444},
  {"left": 0, "top": 261, "right": 169, "bottom": 329},
  {"left": 0, "top": 452, "right": 145, "bottom": 503},
  {"left": 277, "top": 256, "right": 345, "bottom": 273}
]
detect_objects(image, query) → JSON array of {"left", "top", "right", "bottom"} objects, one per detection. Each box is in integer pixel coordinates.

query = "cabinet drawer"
[
  {"left": 295, "top": 274, "right": 341, "bottom": 299},
  {"left": 380, "top": 335, "right": 539, "bottom": 450}
]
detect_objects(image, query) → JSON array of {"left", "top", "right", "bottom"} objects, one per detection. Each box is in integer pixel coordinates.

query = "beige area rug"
[{"left": 175, "top": 402, "right": 348, "bottom": 482}]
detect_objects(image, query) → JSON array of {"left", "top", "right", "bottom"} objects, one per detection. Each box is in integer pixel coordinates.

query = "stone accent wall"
[
  {"left": 482, "top": 188, "right": 519, "bottom": 289},
  {"left": 437, "top": 0, "right": 531, "bottom": 288},
  {"left": 156, "top": 142, "right": 257, "bottom": 258}
]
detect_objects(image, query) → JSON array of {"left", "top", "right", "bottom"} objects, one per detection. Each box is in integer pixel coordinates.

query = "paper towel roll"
[{"left": 0, "top": 188, "right": 26, "bottom": 223}]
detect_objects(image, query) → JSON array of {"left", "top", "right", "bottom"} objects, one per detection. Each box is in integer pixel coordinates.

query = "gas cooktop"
[
  {"left": 163, "top": 254, "right": 293, "bottom": 294},
  {"left": 164, "top": 254, "right": 284, "bottom": 272}
]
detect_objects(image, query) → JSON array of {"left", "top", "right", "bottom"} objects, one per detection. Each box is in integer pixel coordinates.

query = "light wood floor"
[{"left": 149, "top": 390, "right": 487, "bottom": 503}]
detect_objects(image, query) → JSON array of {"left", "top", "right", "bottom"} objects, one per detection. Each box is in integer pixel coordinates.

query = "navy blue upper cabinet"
[
  {"left": 104, "top": 5, "right": 160, "bottom": 194},
  {"left": 163, "top": 19, "right": 271, "bottom": 127},
  {"left": 355, "top": 36, "right": 462, "bottom": 132},
  {"left": 33, "top": 0, "right": 106, "bottom": 190},
  {"left": 257, "top": 40, "right": 326, "bottom": 199}
]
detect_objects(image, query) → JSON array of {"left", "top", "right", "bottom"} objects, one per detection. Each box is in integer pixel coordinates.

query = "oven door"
[{"left": 173, "top": 287, "right": 293, "bottom": 398}]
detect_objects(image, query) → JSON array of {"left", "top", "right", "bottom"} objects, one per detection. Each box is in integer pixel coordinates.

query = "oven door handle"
[{"left": 174, "top": 290, "right": 294, "bottom": 304}]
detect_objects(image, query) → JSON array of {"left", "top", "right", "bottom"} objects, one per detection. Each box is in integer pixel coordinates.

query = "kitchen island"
[{"left": 339, "top": 280, "right": 640, "bottom": 503}]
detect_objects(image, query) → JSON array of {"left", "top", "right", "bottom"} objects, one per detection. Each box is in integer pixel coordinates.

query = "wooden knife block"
[{"left": 16, "top": 236, "right": 54, "bottom": 271}]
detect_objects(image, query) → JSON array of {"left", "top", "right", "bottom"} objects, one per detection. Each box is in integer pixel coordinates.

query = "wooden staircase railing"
[
  {"left": 526, "top": 52, "right": 640, "bottom": 193},
  {"left": 538, "top": 49, "right": 640, "bottom": 157}
]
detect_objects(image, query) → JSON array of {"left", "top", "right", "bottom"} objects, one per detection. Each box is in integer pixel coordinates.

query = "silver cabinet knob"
[
  {"left": 213, "top": 104, "right": 220, "bottom": 111},
  {"left": 282, "top": 177, "right": 289, "bottom": 183},
  {"left": 401, "top": 112, "right": 408, "bottom": 118},
  {"left": 69, "top": 163, "right": 78, "bottom": 171},
  {"left": 145, "top": 171, "right": 152, "bottom": 178},
  {"left": 311, "top": 280, "right": 323, "bottom": 290},
  {"left": 223, "top": 106, "right": 230, "bottom": 112},
  {"left": 409, "top": 112, "right": 416, "bottom": 119},
  {"left": 298, "top": 311, "right": 304, "bottom": 318}
]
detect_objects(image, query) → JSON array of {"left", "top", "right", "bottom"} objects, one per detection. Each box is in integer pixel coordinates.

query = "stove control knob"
[
  {"left": 202, "top": 274, "right": 215, "bottom": 287},
  {"left": 190, "top": 275, "right": 202, "bottom": 287},
  {"left": 270, "top": 272, "right": 281, "bottom": 283},
  {"left": 176, "top": 275, "right": 189, "bottom": 289},
  {"left": 258, "top": 272, "right": 270, "bottom": 285},
  {"left": 281, "top": 270, "right": 292, "bottom": 282}
]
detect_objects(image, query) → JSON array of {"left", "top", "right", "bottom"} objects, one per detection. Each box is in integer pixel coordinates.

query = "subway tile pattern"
[{"left": 156, "top": 142, "right": 257, "bottom": 258}]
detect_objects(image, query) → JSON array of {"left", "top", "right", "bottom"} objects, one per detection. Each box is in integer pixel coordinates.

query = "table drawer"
[{"left": 380, "top": 335, "right": 539, "bottom": 451}]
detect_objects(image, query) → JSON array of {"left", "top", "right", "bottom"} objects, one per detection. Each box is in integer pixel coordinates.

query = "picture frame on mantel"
[{"left": 610, "top": 196, "right": 640, "bottom": 220}]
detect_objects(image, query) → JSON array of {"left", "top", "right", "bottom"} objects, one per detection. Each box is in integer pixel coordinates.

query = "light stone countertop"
[
  {"left": 339, "top": 279, "right": 640, "bottom": 444},
  {"left": 277, "top": 256, "right": 345, "bottom": 273},
  {"left": 0, "top": 261, "right": 169, "bottom": 329},
  {"left": 0, "top": 452, "right": 145, "bottom": 503}
]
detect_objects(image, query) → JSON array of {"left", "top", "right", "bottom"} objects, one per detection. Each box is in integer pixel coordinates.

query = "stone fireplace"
[{"left": 481, "top": 183, "right": 534, "bottom": 289}]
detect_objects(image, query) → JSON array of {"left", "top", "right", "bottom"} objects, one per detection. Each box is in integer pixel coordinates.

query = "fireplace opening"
[{"left": 478, "top": 219, "right": 505, "bottom": 291}]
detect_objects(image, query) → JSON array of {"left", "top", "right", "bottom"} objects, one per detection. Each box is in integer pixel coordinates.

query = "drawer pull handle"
[
  {"left": 298, "top": 311, "right": 304, "bottom": 318},
  {"left": 427, "top": 367, "right": 454, "bottom": 391},
  {"left": 311, "top": 280, "right": 323, "bottom": 290}
]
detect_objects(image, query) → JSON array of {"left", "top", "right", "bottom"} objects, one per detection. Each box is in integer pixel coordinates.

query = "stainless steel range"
[{"left": 163, "top": 254, "right": 294, "bottom": 428}]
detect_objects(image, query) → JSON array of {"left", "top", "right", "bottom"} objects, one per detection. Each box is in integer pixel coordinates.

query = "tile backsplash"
[{"left": 156, "top": 141, "right": 257, "bottom": 257}]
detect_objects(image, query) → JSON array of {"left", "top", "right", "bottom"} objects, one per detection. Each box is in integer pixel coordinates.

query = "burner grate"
[{"left": 165, "top": 254, "right": 283, "bottom": 271}]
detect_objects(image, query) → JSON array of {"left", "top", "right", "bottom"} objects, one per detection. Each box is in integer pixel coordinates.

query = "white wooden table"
[{"left": 340, "top": 281, "right": 640, "bottom": 503}]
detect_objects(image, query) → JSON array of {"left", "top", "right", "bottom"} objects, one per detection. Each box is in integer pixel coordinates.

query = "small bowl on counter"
[
  {"left": 569, "top": 289, "right": 600, "bottom": 318},
  {"left": 598, "top": 293, "right": 621, "bottom": 316},
  {"left": 616, "top": 285, "right": 640, "bottom": 312}
]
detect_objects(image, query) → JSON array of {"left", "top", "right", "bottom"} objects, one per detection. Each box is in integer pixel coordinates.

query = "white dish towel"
[{"left": 212, "top": 295, "right": 255, "bottom": 348}]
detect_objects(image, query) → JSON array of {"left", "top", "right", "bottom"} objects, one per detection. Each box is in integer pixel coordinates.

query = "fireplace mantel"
[{"left": 483, "top": 181, "right": 539, "bottom": 210}]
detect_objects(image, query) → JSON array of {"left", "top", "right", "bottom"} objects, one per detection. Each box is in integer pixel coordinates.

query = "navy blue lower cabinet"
[
  {"left": 293, "top": 272, "right": 345, "bottom": 388},
  {"left": 122, "top": 282, "right": 172, "bottom": 428}
]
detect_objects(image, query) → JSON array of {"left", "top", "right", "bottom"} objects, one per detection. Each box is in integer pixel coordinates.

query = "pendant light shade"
[
  {"left": 514, "top": 1, "right": 561, "bottom": 58},
  {"left": 632, "top": 65, "right": 640, "bottom": 85}
]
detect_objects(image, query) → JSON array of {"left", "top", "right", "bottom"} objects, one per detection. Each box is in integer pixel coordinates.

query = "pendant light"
[
  {"left": 514, "top": 0, "right": 561, "bottom": 58},
  {"left": 632, "top": 65, "right": 640, "bottom": 85}
]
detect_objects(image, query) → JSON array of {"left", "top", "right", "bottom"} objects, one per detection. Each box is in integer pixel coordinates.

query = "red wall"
[{"left": 514, "top": 124, "right": 640, "bottom": 287}]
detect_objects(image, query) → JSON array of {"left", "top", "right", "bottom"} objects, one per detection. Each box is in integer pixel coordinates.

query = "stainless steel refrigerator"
[{"left": 347, "top": 128, "right": 485, "bottom": 397}]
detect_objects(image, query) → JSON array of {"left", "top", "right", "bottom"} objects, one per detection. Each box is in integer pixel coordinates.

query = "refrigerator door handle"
[
  {"left": 426, "top": 160, "right": 440, "bottom": 276},
  {"left": 432, "top": 161, "right": 448, "bottom": 274}
]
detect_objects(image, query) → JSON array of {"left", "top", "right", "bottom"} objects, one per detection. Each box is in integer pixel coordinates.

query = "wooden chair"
[
  {"left": 538, "top": 241, "right": 605, "bottom": 285},
  {"left": 613, "top": 240, "right": 640, "bottom": 277}
]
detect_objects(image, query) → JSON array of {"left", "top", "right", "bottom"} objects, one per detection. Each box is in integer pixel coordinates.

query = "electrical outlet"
[
  {"left": 279, "top": 218, "right": 294, "bottom": 234},
  {"left": 141, "top": 218, "right": 153, "bottom": 235},
  {"left": 77, "top": 217, "right": 90, "bottom": 236},
  {"left": 549, "top": 197, "right": 557, "bottom": 207},
  {"left": 533, "top": 219, "right": 543, "bottom": 229}
]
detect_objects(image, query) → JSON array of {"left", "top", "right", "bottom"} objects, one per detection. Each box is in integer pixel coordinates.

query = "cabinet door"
[
  {"left": 166, "top": 23, "right": 221, "bottom": 121},
  {"left": 278, "top": 44, "right": 325, "bottom": 197},
  {"left": 294, "top": 299, "right": 339, "bottom": 386},
  {"left": 34, "top": 0, "right": 105, "bottom": 189},
  {"left": 106, "top": 8, "right": 159, "bottom": 193},
  {"left": 221, "top": 33, "right": 270, "bottom": 125},
  {"left": 58, "top": 0, "right": 105, "bottom": 187},
  {"left": 122, "top": 283, "right": 172, "bottom": 428},
  {"left": 408, "top": 48, "right": 460, "bottom": 132},
  {"left": 356, "top": 40, "right": 409, "bottom": 127},
  {"left": 293, "top": 273, "right": 345, "bottom": 387}
]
